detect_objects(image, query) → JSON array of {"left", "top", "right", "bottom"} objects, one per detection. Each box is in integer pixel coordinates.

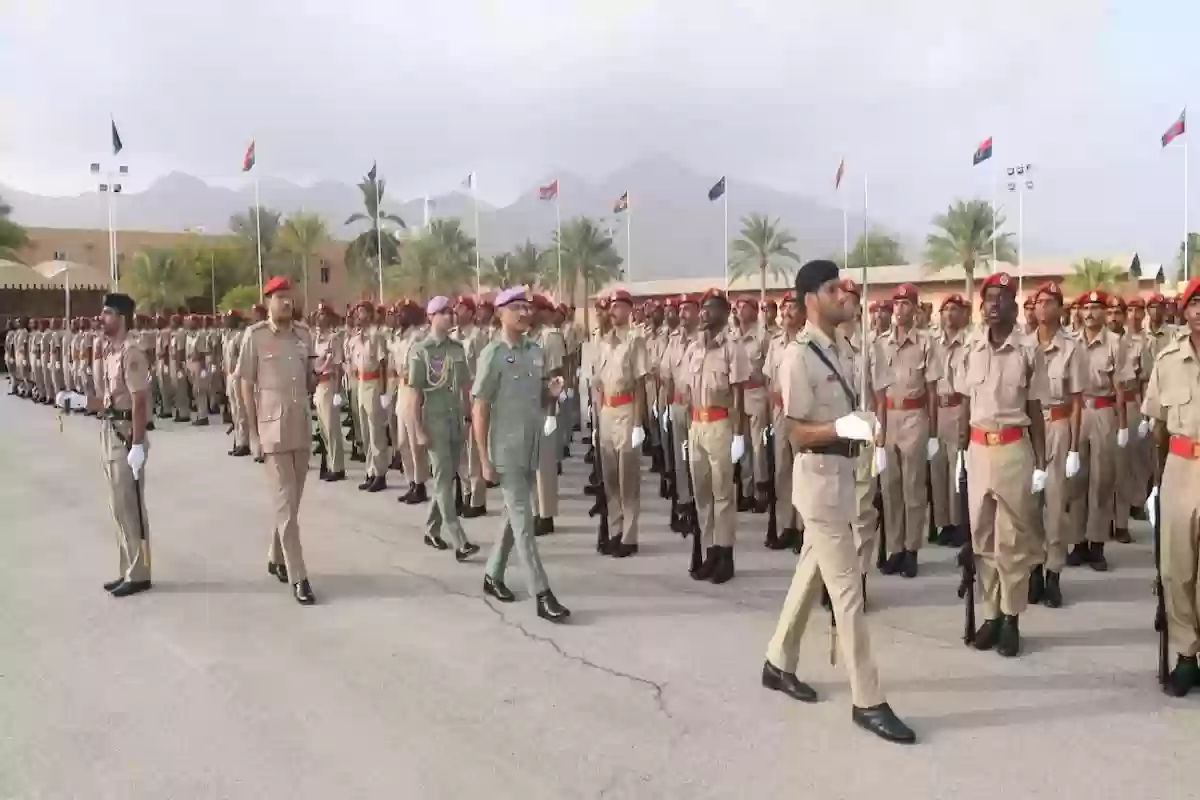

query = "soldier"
[
  {"left": 1067, "top": 290, "right": 1132, "bottom": 571},
  {"left": 453, "top": 295, "right": 490, "bottom": 517},
  {"left": 89, "top": 317, "right": 106, "bottom": 416},
  {"left": 533, "top": 294, "right": 568, "bottom": 534},
  {"left": 930, "top": 294, "right": 971, "bottom": 547},
  {"left": 348, "top": 301, "right": 390, "bottom": 492},
  {"left": 660, "top": 295, "right": 698, "bottom": 532},
  {"left": 10, "top": 318, "right": 28, "bottom": 397},
  {"left": 871, "top": 300, "right": 893, "bottom": 340},
  {"left": 957, "top": 272, "right": 1048, "bottom": 658},
  {"left": 206, "top": 315, "right": 227, "bottom": 422},
  {"left": 761, "top": 298, "right": 779, "bottom": 336},
  {"left": 1108, "top": 295, "right": 1151, "bottom": 542},
  {"left": 47, "top": 317, "right": 65, "bottom": 401},
  {"left": 167, "top": 314, "right": 190, "bottom": 423},
  {"left": 410, "top": 296, "right": 481, "bottom": 560},
  {"left": 220, "top": 311, "right": 249, "bottom": 457},
  {"left": 872, "top": 284, "right": 940, "bottom": 577},
  {"left": 311, "top": 303, "right": 346, "bottom": 479},
  {"left": 1141, "top": 276, "right": 1200, "bottom": 696},
  {"left": 765, "top": 291, "right": 805, "bottom": 551},
  {"left": 1146, "top": 294, "right": 1176, "bottom": 358},
  {"left": 341, "top": 304, "right": 364, "bottom": 463},
  {"left": 1022, "top": 295, "right": 1037, "bottom": 335},
  {"left": 762, "top": 259, "right": 914, "bottom": 744},
  {"left": 152, "top": 316, "right": 172, "bottom": 419},
  {"left": 594, "top": 288, "right": 650, "bottom": 557},
  {"left": 392, "top": 301, "right": 430, "bottom": 503},
  {"left": 685, "top": 289, "right": 750, "bottom": 582},
  {"left": 236, "top": 276, "right": 317, "bottom": 606},
  {"left": 473, "top": 287, "right": 570, "bottom": 622},
  {"left": 734, "top": 297, "right": 771, "bottom": 514},
  {"left": 184, "top": 314, "right": 212, "bottom": 426}
]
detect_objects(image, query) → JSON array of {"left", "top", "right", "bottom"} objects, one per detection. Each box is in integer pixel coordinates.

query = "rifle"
[
  {"left": 658, "top": 407, "right": 670, "bottom": 498},
  {"left": 590, "top": 403, "right": 610, "bottom": 553},
  {"left": 926, "top": 461, "right": 937, "bottom": 544},
  {"left": 584, "top": 400, "right": 602, "bottom": 498},
  {"left": 663, "top": 407, "right": 680, "bottom": 531},
  {"left": 875, "top": 475, "right": 887, "bottom": 569},
  {"left": 765, "top": 425, "right": 778, "bottom": 545},
  {"left": 1154, "top": 487, "right": 1168, "bottom": 685},
  {"left": 683, "top": 439, "right": 702, "bottom": 573},
  {"left": 955, "top": 455, "right": 976, "bottom": 645}
]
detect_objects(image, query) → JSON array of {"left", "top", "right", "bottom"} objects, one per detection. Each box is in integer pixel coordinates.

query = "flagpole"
[
  {"left": 1185, "top": 132, "right": 1190, "bottom": 281},
  {"left": 860, "top": 175, "right": 869, "bottom": 405},
  {"left": 555, "top": 190, "right": 562, "bottom": 301},
  {"left": 841, "top": 186, "right": 849, "bottom": 267},
  {"left": 111, "top": 190, "right": 119, "bottom": 289},
  {"left": 626, "top": 191, "right": 633, "bottom": 285},
  {"left": 472, "top": 177, "right": 481, "bottom": 294},
  {"left": 106, "top": 182, "right": 116, "bottom": 289},
  {"left": 254, "top": 176, "right": 264, "bottom": 299},
  {"left": 375, "top": 171, "right": 384, "bottom": 303},
  {"left": 723, "top": 184, "right": 729, "bottom": 289}
]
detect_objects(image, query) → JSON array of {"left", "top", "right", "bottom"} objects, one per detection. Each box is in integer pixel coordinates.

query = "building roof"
[
  {"left": 0, "top": 260, "right": 57, "bottom": 289},
  {"left": 29, "top": 260, "right": 111, "bottom": 289}
]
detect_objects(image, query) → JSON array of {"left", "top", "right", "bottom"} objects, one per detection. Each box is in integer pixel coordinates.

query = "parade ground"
[{"left": 0, "top": 396, "right": 1195, "bottom": 800}]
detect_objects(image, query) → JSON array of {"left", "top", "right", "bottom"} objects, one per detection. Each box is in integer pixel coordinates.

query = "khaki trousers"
[
  {"left": 930, "top": 402, "right": 965, "bottom": 528},
  {"left": 1069, "top": 403, "right": 1117, "bottom": 544},
  {"left": 313, "top": 381, "right": 344, "bottom": 472},
  {"left": 1114, "top": 400, "right": 1148, "bottom": 530},
  {"left": 265, "top": 449, "right": 309, "bottom": 583},
  {"left": 773, "top": 409, "right": 800, "bottom": 530},
  {"left": 188, "top": 365, "right": 210, "bottom": 421},
  {"left": 101, "top": 422, "right": 151, "bottom": 583},
  {"left": 535, "top": 419, "right": 559, "bottom": 518},
  {"left": 458, "top": 427, "right": 487, "bottom": 509},
  {"left": 882, "top": 407, "right": 931, "bottom": 554},
  {"left": 394, "top": 385, "right": 429, "bottom": 483},
  {"left": 689, "top": 415, "right": 735, "bottom": 547},
  {"left": 671, "top": 403, "right": 692, "bottom": 504},
  {"left": 1037, "top": 415, "right": 1072, "bottom": 571},
  {"left": 967, "top": 435, "right": 1039, "bottom": 618},
  {"left": 767, "top": 451, "right": 884, "bottom": 708},
  {"left": 600, "top": 403, "right": 641, "bottom": 543},
  {"left": 170, "top": 364, "right": 190, "bottom": 419},
  {"left": 1161, "top": 455, "right": 1200, "bottom": 658},
  {"left": 357, "top": 378, "right": 388, "bottom": 478},
  {"left": 156, "top": 363, "right": 174, "bottom": 416},
  {"left": 741, "top": 387, "right": 770, "bottom": 492},
  {"left": 852, "top": 444, "right": 879, "bottom": 576}
]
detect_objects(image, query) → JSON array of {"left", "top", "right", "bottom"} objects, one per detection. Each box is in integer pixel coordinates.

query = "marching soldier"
[
  {"left": 185, "top": 314, "right": 212, "bottom": 426},
  {"left": 1022, "top": 296, "right": 1038, "bottom": 335},
  {"left": 48, "top": 318, "right": 65, "bottom": 401},
  {"left": 1109, "top": 296, "right": 1152, "bottom": 541},
  {"left": 1066, "top": 290, "right": 1132, "bottom": 571},
  {"left": 10, "top": 318, "right": 28, "bottom": 396},
  {"left": 236, "top": 276, "right": 317, "bottom": 606},
  {"left": 872, "top": 284, "right": 940, "bottom": 578},
  {"left": 930, "top": 294, "right": 971, "bottom": 546},
  {"left": 762, "top": 259, "right": 914, "bottom": 744},
  {"left": 685, "top": 289, "right": 750, "bottom": 583},
  {"left": 765, "top": 291, "right": 804, "bottom": 551},
  {"left": 409, "top": 296, "right": 481, "bottom": 560},
  {"left": 311, "top": 303, "right": 346, "bottom": 478},
  {"left": 735, "top": 297, "right": 771, "bottom": 514},
  {"left": 153, "top": 316, "right": 172, "bottom": 419},
  {"left": 533, "top": 295, "right": 567, "bottom": 534},
  {"left": 959, "top": 272, "right": 1048, "bottom": 657},
  {"left": 838, "top": 280, "right": 881, "bottom": 588},
  {"left": 168, "top": 314, "right": 190, "bottom": 423},
  {"left": 594, "top": 289, "right": 650, "bottom": 557},
  {"left": 1141, "top": 276, "right": 1200, "bottom": 696},
  {"left": 453, "top": 295, "right": 490, "bottom": 517},
  {"left": 1146, "top": 294, "right": 1177, "bottom": 358},
  {"left": 89, "top": 318, "right": 106, "bottom": 415},
  {"left": 473, "top": 287, "right": 570, "bottom": 622},
  {"left": 393, "top": 301, "right": 430, "bottom": 503},
  {"left": 222, "top": 311, "right": 251, "bottom": 456},
  {"left": 660, "top": 295, "right": 699, "bottom": 532},
  {"left": 349, "top": 301, "right": 390, "bottom": 492}
]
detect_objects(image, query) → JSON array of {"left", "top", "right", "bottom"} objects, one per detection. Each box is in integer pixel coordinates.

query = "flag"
[
  {"left": 1130, "top": 252, "right": 1142, "bottom": 279},
  {"left": 539, "top": 179, "right": 559, "bottom": 200},
  {"left": 367, "top": 160, "right": 377, "bottom": 182},
  {"left": 462, "top": 172, "right": 475, "bottom": 190},
  {"left": 111, "top": 120, "right": 123, "bottom": 155},
  {"left": 708, "top": 176, "right": 726, "bottom": 201},
  {"left": 613, "top": 191, "right": 629, "bottom": 213},
  {"left": 972, "top": 136, "right": 992, "bottom": 166},
  {"left": 242, "top": 141, "right": 256, "bottom": 172},
  {"left": 834, "top": 158, "right": 846, "bottom": 190},
  {"left": 1162, "top": 109, "right": 1186, "bottom": 147}
]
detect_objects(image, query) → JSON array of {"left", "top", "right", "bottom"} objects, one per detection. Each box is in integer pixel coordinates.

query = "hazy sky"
[{"left": 2, "top": 0, "right": 1199, "bottom": 269}]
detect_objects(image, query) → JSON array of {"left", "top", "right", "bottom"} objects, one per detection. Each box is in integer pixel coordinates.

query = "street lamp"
[
  {"left": 1006, "top": 163, "right": 1034, "bottom": 294},
  {"left": 90, "top": 161, "right": 129, "bottom": 290}
]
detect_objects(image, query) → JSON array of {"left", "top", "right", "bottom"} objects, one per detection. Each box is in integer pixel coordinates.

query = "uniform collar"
[
  {"left": 803, "top": 321, "right": 837, "bottom": 351},
  {"left": 975, "top": 324, "right": 1024, "bottom": 352}
]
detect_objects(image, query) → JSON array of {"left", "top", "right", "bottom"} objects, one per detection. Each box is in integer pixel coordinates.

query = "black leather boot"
[
  {"left": 973, "top": 617, "right": 1003, "bottom": 651},
  {"left": 268, "top": 562, "right": 289, "bottom": 583},
  {"left": 1044, "top": 570, "right": 1063, "bottom": 608},
  {"left": 761, "top": 660, "right": 817, "bottom": 703},
  {"left": 996, "top": 614, "right": 1020, "bottom": 657},
  {"left": 1163, "top": 655, "right": 1200, "bottom": 697},
  {"left": 483, "top": 575, "right": 515, "bottom": 602},
  {"left": 1066, "top": 543, "right": 1089, "bottom": 567},
  {"left": 709, "top": 546, "right": 735, "bottom": 584},
  {"left": 880, "top": 551, "right": 903, "bottom": 575},
  {"left": 293, "top": 579, "right": 315, "bottom": 605},
  {"left": 851, "top": 703, "right": 916, "bottom": 744},
  {"left": 901, "top": 550, "right": 918, "bottom": 579},
  {"left": 692, "top": 547, "right": 719, "bottom": 581},
  {"left": 1028, "top": 564, "right": 1045, "bottom": 604},
  {"left": 1088, "top": 542, "right": 1109, "bottom": 572},
  {"left": 536, "top": 590, "right": 570, "bottom": 623}
]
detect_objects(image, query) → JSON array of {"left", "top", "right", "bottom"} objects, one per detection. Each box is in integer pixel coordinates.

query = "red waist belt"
[
  {"left": 1169, "top": 435, "right": 1200, "bottom": 460},
  {"left": 692, "top": 407, "right": 730, "bottom": 423},
  {"left": 938, "top": 394, "right": 963, "bottom": 408},
  {"left": 970, "top": 426, "right": 1025, "bottom": 447},
  {"left": 1084, "top": 396, "right": 1115, "bottom": 410},
  {"left": 603, "top": 393, "right": 634, "bottom": 408},
  {"left": 1045, "top": 405, "right": 1071, "bottom": 423},
  {"left": 357, "top": 370, "right": 381, "bottom": 382},
  {"left": 316, "top": 374, "right": 332, "bottom": 384},
  {"left": 886, "top": 395, "right": 927, "bottom": 411},
  {"left": 743, "top": 381, "right": 765, "bottom": 390},
  {"left": 672, "top": 393, "right": 685, "bottom": 404}
]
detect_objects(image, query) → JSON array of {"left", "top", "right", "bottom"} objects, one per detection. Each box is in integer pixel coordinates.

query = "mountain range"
[{"left": 2, "top": 157, "right": 882, "bottom": 280}]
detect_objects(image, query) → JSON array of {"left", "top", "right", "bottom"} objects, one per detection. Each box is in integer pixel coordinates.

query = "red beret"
[
  {"left": 1146, "top": 293, "right": 1166, "bottom": 307},
  {"left": 893, "top": 283, "right": 919, "bottom": 302},
  {"left": 701, "top": 287, "right": 729, "bottom": 306},
  {"left": 868, "top": 300, "right": 882, "bottom": 313},
  {"left": 1032, "top": 282, "right": 1063, "bottom": 304},
  {"left": 735, "top": 296, "right": 756, "bottom": 308},
  {"left": 227, "top": 309, "right": 244, "bottom": 320},
  {"left": 456, "top": 295, "right": 476, "bottom": 311},
  {"left": 841, "top": 279, "right": 861, "bottom": 297},
  {"left": 595, "top": 296, "right": 611, "bottom": 310},
  {"left": 940, "top": 293, "right": 966, "bottom": 310},
  {"left": 263, "top": 276, "right": 292, "bottom": 297},
  {"left": 1023, "top": 295, "right": 1035, "bottom": 309},
  {"left": 608, "top": 289, "right": 632, "bottom": 306},
  {"left": 532, "top": 294, "right": 555, "bottom": 311},
  {"left": 1079, "top": 290, "right": 1109, "bottom": 307},
  {"left": 1107, "top": 295, "right": 1127, "bottom": 311},
  {"left": 761, "top": 297, "right": 778, "bottom": 307},
  {"left": 1127, "top": 297, "right": 1145, "bottom": 309},
  {"left": 663, "top": 295, "right": 679, "bottom": 309},
  {"left": 679, "top": 294, "right": 699, "bottom": 307},
  {"left": 170, "top": 313, "right": 182, "bottom": 323},
  {"left": 979, "top": 272, "right": 1015, "bottom": 297},
  {"left": 1180, "top": 277, "right": 1200, "bottom": 309},
  {"left": 780, "top": 291, "right": 795, "bottom": 304},
  {"left": 352, "top": 299, "right": 374, "bottom": 313}
]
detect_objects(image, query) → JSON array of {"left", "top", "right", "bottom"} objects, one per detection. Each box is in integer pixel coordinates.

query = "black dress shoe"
[
  {"left": 1088, "top": 542, "right": 1109, "bottom": 572},
  {"left": 761, "top": 660, "right": 818, "bottom": 703},
  {"left": 692, "top": 546, "right": 719, "bottom": 580},
  {"left": 534, "top": 517, "right": 550, "bottom": 537},
  {"left": 324, "top": 470, "right": 345, "bottom": 482},
  {"left": 455, "top": 542, "right": 480, "bottom": 562},
  {"left": 424, "top": 534, "right": 449, "bottom": 550},
  {"left": 366, "top": 475, "right": 387, "bottom": 493},
  {"left": 1113, "top": 528, "right": 1133, "bottom": 544},
  {"left": 901, "top": 550, "right": 918, "bottom": 579},
  {"left": 611, "top": 542, "right": 639, "bottom": 558},
  {"left": 191, "top": 418, "right": 210, "bottom": 427},
  {"left": 145, "top": 421, "right": 155, "bottom": 432},
  {"left": 1130, "top": 504, "right": 1148, "bottom": 522},
  {"left": 1163, "top": 655, "right": 1200, "bottom": 697},
  {"left": 253, "top": 455, "right": 265, "bottom": 464},
  {"left": 293, "top": 579, "right": 315, "bottom": 605},
  {"left": 1066, "top": 543, "right": 1089, "bottom": 567},
  {"left": 486, "top": 480, "right": 499, "bottom": 489},
  {"left": 880, "top": 552, "right": 903, "bottom": 575},
  {"left": 397, "top": 482, "right": 418, "bottom": 502},
  {"left": 460, "top": 504, "right": 486, "bottom": 518},
  {"left": 536, "top": 590, "right": 570, "bottom": 623},
  {"left": 852, "top": 703, "right": 916, "bottom": 744},
  {"left": 103, "top": 577, "right": 125, "bottom": 592},
  {"left": 542, "top": 517, "right": 554, "bottom": 534},
  {"left": 1028, "top": 564, "right": 1045, "bottom": 604},
  {"left": 268, "top": 562, "right": 289, "bottom": 583},
  {"left": 973, "top": 617, "right": 1003, "bottom": 651},
  {"left": 110, "top": 580, "right": 152, "bottom": 597},
  {"left": 350, "top": 452, "right": 366, "bottom": 463},
  {"left": 1044, "top": 570, "right": 1063, "bottom": 608},
  {"left": 483, "top": 575, "right": 515, "bottom": 602},
  {"left": 996, "top": 614, "right": 1021, "bottom": 657},
  {"left": 709, "top": 546, "right": 735, "bottom": 584},
  {"left": 359, "top": 478, "right": 373, "bottom": 490},
  {"left": 231, "top": 446, "right": 251, "bottom": 457},
  {"left": 935, "top": 526, "right": 957, "bottom": 547}
]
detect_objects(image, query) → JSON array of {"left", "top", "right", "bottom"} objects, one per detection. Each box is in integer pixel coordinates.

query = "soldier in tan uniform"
[
  {"left": 1066, "top": 290, "right": 1132, "bottom": 571},
  {"left": 594, "top": 289, "right": 649, "bottom": 557},
  {"left": 167, "top": 314, "right": 190, "bottom": 423},
  {"left": 765, "top": 291, "right": 805, "bottom": 551},
  {"left": 1146, "top": 293, "right": 1177, "bottom": 359},
  {"left": 10, "top": 319, "right": 28, "bottom": 397},
  {"left": 1027, "top": 281, "right": 1084, "bottom": 609},
  {"left": 930, "top": 294, "right": 970, "bottom": 547},
  {"left": 762, "top": 260, "right": 914, "bottom": 744},
  {"left": 1108, "top": 295, "right": 1152, "bottom": 541},
  {"left": 684, "top": 289, "right": 750, "bottom": 583},
  {"left": 89, "top": 318, "right": 106, "bottom": 416},
  {"left": 392, "top": 301, "right": 430, "bottom": 503},
  {"left": 660, "top": 295, "right": 700, "bottom": 533},
  {"left": 872, "top": 283, "right": 940, "bottom": 577},
  {"left": 152, "top": 316, "right": 172, "bottom": 419},
  {"left": 639, "top": 300, "right": 667, "bottom": 475},
  {"left": 349, "top": 301, "right": 390, "bottom": 492},
  {"left": 221, "top": 311, "right": 252, "bottom": 457},
  {"left": 533, "top": 295, "right": 567, "bottom": 534},
  {"left": 735, "top": 297, "right": 771, "bottom": 513},
  {"left": 184, "top": 314, "right": 211, "bottom": 426},
  {"left": 312, "top": 303, "right": 346, "bottom": 480},
  {"left": 453, "top": 296, "right": 490, "bottom": 517},
  {"left": 236, "top": 276, "right": 317, "bottom": 606},
  {"left": 1141, "top": 276, "right": 1200, "bottom": 696}
]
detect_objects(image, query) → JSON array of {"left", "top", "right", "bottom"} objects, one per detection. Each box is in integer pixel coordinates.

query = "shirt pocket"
[
  {"left": 1047, "top": 359, "right": 1066, "bottom": 400},
  {"left": 259, "top": 391, "right": 283, "bottom": 423},
  {"left": 794, "top": 454, "right": 851, "bottom": 520}
]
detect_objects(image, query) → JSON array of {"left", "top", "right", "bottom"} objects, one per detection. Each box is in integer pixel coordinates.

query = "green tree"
[
  {"left": 220, "top": 285, "right": 261, "bottom": 313},
  {"left": 280, "top": 212, "right": 331, "bottom": 311},
  {"left": 385, "top": 220, "right": 476, "bottom": 301},
  {"left": 729, "top": 213, "right": 801, "bottom": 300},
  {"left": 1175, "top": 233, "right": 1200, "bottom": 282},
  {"left": 0, "top": 195, "right": 29, "bottom": 263},
  {"left": 1064, "top": 258, "right": 1125, "bottom": 296},
  {"left": 845, "top": 228, "right": 906, "bottom": 269},
  {"left": 345, "top": 170, "right": 406, "bottom": 298},
  {"left": 479, "top": 240, "right": 546, "bottom": 289},
  {"left": 124, "top": 249, "right": 203, "bottom": 313},
  {"left": 925, "top": 199, "right": 1016, "bottom": 297},
  {"left": 554, "top": 217, "right": 623, "bottom": 328},
  {"left": 229, "top": 206, "right": 283, "bottom": 290}
]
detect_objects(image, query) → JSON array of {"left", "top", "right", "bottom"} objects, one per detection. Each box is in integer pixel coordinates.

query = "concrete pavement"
[{"left": 0, "top": 394, "right": 1195, "bottom": 800}]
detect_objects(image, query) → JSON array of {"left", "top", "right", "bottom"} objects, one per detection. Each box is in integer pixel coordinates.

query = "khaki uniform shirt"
[
  {"left": 538, "top": 325, "right": 568, "bottom": 378},
  {"left": 959, "top": 328, "right": 1046, "bottom": 430},
  {"left": 102, "top": 333, "right": 151, "bottom": 412},
  {"left": 1146, "top": 324, "right": 1178, "bottom": 361},
  {"left": 1076, "top": 328, "right": 1135, "bottom": 399},
  {"left": 349, "top": 327, "right": 388, "bottom": 381},
  {"left": 386, "top": 328, "right": 420, "bottom": 387},
  {"left": 1122, "top": 330, "right": 1150, "bottom": 391},
  {"left": 154, "top": 330, "right": 171, "bottom": 365},
  {"left": 13, "top": 329, "right": 27, "bottom": 367},
  {"left": 936, "top": 327, "right": 971, "bottom": 402},
  {"left": 871, "top": 326, "right": 941, "bottom": 403},
  {"left": 312, "top": 329, "right": 342, "bottom": 384},
  {"left": 683, "top": 330, "right": 751, "bottom": 410},
  {"left": 1141, "top": 337, "right": 1200, "bottom": 440},
  {"left": 169, "top": 329, "right": 188, "bottom": 371},
  {"left": 223, "top": 330, "right": 245, "bottom": 376},
  {"left": 595, "top": 324, "right": 649, "bottom": 399},
  {"left": 736, "top": 329, "right": 769, "bottom": 389},
  {"left": 766, "top": 328, "right": 802, "bottom": 408},
  {"left": 473, "top": 336, "right": 547, "bottom": 473},
  {"left": 661, "top": 328, "right": 698, "bottom": 402},
  {"left": 452, "top": 325, "right": 489, "bottom": 383},
  {"left": 185, "top": 329, "right": 210, "bottom": 366},
  {"left": 1032, "top": 327, "right": 1086, "bottom": 409},
  {"left": 235, "top": 320, "right": 313, "bottom": 454}
]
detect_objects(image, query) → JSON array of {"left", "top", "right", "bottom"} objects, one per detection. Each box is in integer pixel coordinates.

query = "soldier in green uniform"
[
  {"left": 409, "top": 296, "right": 481, "bottom": 561},
  {"left": 473, "top": 287, "right": 570, "bottom": 623}
]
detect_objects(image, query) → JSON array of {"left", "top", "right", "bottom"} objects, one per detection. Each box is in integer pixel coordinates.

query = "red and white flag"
[
  {"left": 538, "top": 179, "right": 559, "bottom": 201},
  {"left": 1163, "top": 109, "right": 1186, "bottom": 147}
]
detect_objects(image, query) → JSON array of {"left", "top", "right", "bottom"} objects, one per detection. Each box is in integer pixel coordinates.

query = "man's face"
[
  {"left": 1107, "top": 306, "right": 1127, "bottom": 331},
  {"left": 763, "top": 302, "right": 778, "bottom": 325},
  {"left": 807, "top": 280, "right": 850, "bottom": 325},
  {"left": 650, "top": 309, "right": 664, "bottom": 328},
  {"left": 1024, "top": 306, "right": 1037, "bottom": 328},
  {"left": 876, "top": 307, "right": 893, "bottom": 330},
  {"left": 893, "top": 298, "right": 915, "bottom": 327},
  {"left": 737, "top": 303, "right": 758, "bottom": 328},
  {"left": 1081, "top": 303, "right": 1106, "bottom": 330},
  {"left": 781, "top": 301, "right": 799, "bottom": 329},
  {"left": 268, "top": 290, "right": 294, "bottom": 323},
  {"left": 455, "top": 303, "right": 473, "bottom": 324},
  {"left": 701, "top": 300, "right": 729, "bottom": 332},
  {"left": 430, "top": 310, "right": 453, "bottom": 335},
  {"left": 840, "top": 293, "right": 861, "bottom": 322},
  {"left": 610, "top": 301, "right": 632, "bottom": 326},
  {"left": 1185, "top": 297, "right": 1200, "bottom": 333},
  {"left": 1148, "top": 305, "right": 1163, "bottom": 327},
  {"left": 475, "top": 306, "right": 493, "bottom": 327},
  {"left": 1131, "top": 306, "right": 1146, "bottom": 329},
  {"left": 100, "top": 308, "right": 124, "bottom": 338},
  {"left": 1034, "top": 296, "right": 1061, "bottom": 326},
  {"left": 982, "top": 288, "right": 1017, "bottom": 326},
  {"left": 665, "top": 307, "right": 679, "bottom": 327},
  {"left": 680, "top": 303, "right": 699, "bottom": 329},
  {"left": 945, "top": 303, "right": 967, "bottom": 329},
  {"left": 500, "top": 301, "right": 533, "bottom": 333},
  {"left": 355, "top": 306, "right": 372, "bottom": 328}
]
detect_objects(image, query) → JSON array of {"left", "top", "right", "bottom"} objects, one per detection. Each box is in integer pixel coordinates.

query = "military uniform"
[
  {"left": 185, "top": 318, "right": 212, "bottom": 425},
  {"left": 154, "top": 324, "right": 173, "bottom": 418},
  {"left": 12, "top": 323, "right": 28, "bottom": 396},
  {"left": 661, "top": 311, "right": 699, "bottom": 525},
  {"left": 349, "top": 319, "right": 390, "bottom": 489},
  {"left": 534, "top": 307, "right": 568, "bottom": 531},
  {"left": 1112, "top": 296, "right": 1151, "bottom": 539},
  {"left": 169, "top": 321, "right": 190, "bottom": 422},
  {"left": 391, "top": 321, "right": 430, "bottom": 500},
  {"left": 930, "top": 299, "right": 971, "bottom": 543},
  {"left": 735, "top": 316, "right": 771, "bottom": 509},
  {"left": 765, "top": 306, "right": 803, "bottom": 547},
  {"left": 311, "top": 322, "right": 345, "bottom": 475},
  {"left": 452, "top": 312, "right": 490, "bottom": 515}
]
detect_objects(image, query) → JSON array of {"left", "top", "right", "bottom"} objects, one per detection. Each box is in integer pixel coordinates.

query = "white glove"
[
  {"left": 176, "top": 370, "right": 184, "bottom": 379},
  {"left": 127, "top": 444, "right": 146, "bottom": 479},
  {"left": 926, "top": 438, "right": 940, "bottom": 461},
  {"left": 874, "top": 447, "right": 888, "bottom": 475},
  {"left": 955, "top": 451, "right": 966, "bottom": 486},
  {"left": 543, "top": 416, "right": 558, "bottom": 436},
  {"left": 380, "top": 394, "right": 392, "bottom": 409},
  {"left": 55, "top": 360, "right": 61, "bottom": 370},
  {"left": 71, "top": 392, "right": 87, "bottom": 410},
  {"left": 1146, "top": 485, "right": 1159, "bottom": 527},
  {"left": 332, "top": 393, "right": 344, "bottom": 409},
  {"left": 833, "top": 412, "right": 877, "bottom": 442},
  {"left": 1031, "top": 468, "right": 1048, "bottom": 494},
  {"left": 1137, "top": 419, "right": 1152, "bottom": 439},
  {"left": 564, "top": 388, "right": 575, "bottom": 400},
  {"left": 731, "top": 434, "right": 745, "bottom": 462},
  {"left": 1064, "top": 451, "right": 1081, "bottom": 479},
  {"left": 200, "top": 370, "right": 207, "bottom": 379},
  {"left": 84, "top": 368, "right": 91, "bottom": 377},
  {"left": 1117, "top": 428, "right": 1128, "bottom": 448},
  {"left": 55, "top": 390, "right": 69, "bottom": 408},
  {"left": 630, "top": 425, "right": 646, "bottom": 449}
]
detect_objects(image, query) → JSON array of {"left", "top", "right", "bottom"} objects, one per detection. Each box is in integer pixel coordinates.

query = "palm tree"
[
  {"left": 478, "top": 240, "right": 545, "bottom": 289},
  {"left": 1064, "top": 258, "right": 1125, "bottom": 296},
  {"left": 229, "top": 206, "right": 282, "bottom": 290},
  {"left": 385, "top": 221, "right": 475, "bottom": 301},
  {"left": 925, "top": 199, "right": 1016, "bottom": 297},
  {"left": 845, "top": 229, "right": 905, "bottom": 270},
  {"left": 124, "top": 249, "right": 203, "bottom": 313},
  {"left": 554, "top": 217, "right": 623, "bottom": 329},
  {"left": 729, "top": 213, "right": 801, "bottom": 300},
  {"left": 0, "top": 194, "right": 29, "bottom": 262},
  {"left": 345, "top": 171, "right": 406, "bottom": 298},
  {"left": 280, "top": 212, "right": 331, "bottom": 310},
  {"left": 219, "top": 285, "right": 261, "bottom": 313}
]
